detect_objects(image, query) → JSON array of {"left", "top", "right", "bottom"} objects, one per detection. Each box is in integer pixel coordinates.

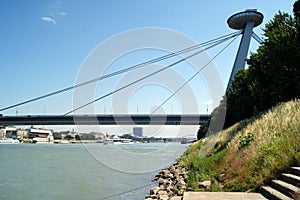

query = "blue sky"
[{"left": 0, "top": 0, "right": 296, "bottom": 135}]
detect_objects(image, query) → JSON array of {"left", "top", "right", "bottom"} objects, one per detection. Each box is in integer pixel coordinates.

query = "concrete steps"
[
  {"left": 271, "top": 180, "right": 300, "bottom": 198},
  {"left": 281, "top": 174, "right": 300, "bottom": 188},
  {"left": 261, "top": 186, "right": 293, "bottom": 200},
  {"left": 260, "top": 167, "right": 300, "bottom": 200},
  {"left": 291, "top": 167, "right": 300, "bottom": 177}
]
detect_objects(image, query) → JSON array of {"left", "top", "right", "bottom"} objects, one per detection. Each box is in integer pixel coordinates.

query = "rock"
[
  {"left": 159, "top": 184, "right": 167, "bottom": 190},
  {"left": 178, "top": 178, "right": 186, "bottom": 186},
  {"left": 167, "top": 191, "right": 174, "bottom": 197},
  {"left": 167, "top": 185, "right": 174, "bottom": 191},
  {"left": 167, "top": 173, "right": 174, "bottom": 179},
  {"left": 173, "top": 169, "right": 180, "bottom": 175},
  {"left": 150, "top": 186, "right": 160, "bottom": 195},
  {"left": 148, "top": 161, "right": 190, "bottom": 198},
  {"left": 165, "top": 180, "right": 172, "bottom": 186},
  {"left": 157, "top": 190, "right": 167, "bottom": 196},
  {"left": 158, "top": 194, "right": 169, "bottom": 200},
  {"left": 157, "top": 177, "right": 164, "bottom": 182},
  {"left": 186, "top": 187, "right": 194, "bottom": 191},
  {"left": 158, "top": 181, "right": 164, "bottom": 186},
  {"left": 154, "top": 174, "right": 162, "bottom": 181},
  {"left": 145, "top": 195, "right": 157, "bottom": 200},
  {"left": 145, "top": 195, "right": 158, "bottom": 199},
  {"left": 198, "top": 180, "right": 211, "bottom": 189},
  {"left": 161, "top": 169, "right": 170, "bottom": 176}
]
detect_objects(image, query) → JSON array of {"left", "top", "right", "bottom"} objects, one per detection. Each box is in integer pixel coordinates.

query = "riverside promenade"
[{"left": 182, "top": 192, "right": 266, "bottom": 200}]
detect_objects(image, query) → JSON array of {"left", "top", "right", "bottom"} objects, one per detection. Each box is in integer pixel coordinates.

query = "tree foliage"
[
  {"left": 248, "top": 11, "right": 300, "bottom": 112},
  {"left": 225, "top": 69, "right": 255, "bottom": 127},
  {"left": 198, "top": 97, "right": 226, "bottom": 140},
  {"left": 294, "top": 0, "right": 300, "bottom": 19}
]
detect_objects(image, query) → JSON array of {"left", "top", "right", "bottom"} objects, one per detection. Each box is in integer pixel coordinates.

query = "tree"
[
  {"left": 75, "top": 134, "right": 81, "bottom": 140},
  {"left": 248, "top": 10, "right": 300, "bottom": 112},
  {"left": 197, "top": 96, "right": 227, "bottom": 139},
  {"left": 294, "top": 0, "right": 300, "bottom": 19},
  {"left": 79, "top": 133, "right": 95, "bottom": 140},
  {"left": 65, "top": 135, "right": 74, "bottom": 140},
  {"left": 53, "top": 132, "right": 62, "bottom": 139},
  {"left": 209, "top": 97, "right": 227, "bottom": 133},
  {"left": 225, "top": 69, "right": 255, "bottom": 127}
]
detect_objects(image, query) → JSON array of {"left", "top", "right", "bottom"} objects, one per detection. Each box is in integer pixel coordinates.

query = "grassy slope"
[{"left": 179, "top": 99, "right": 300, "bottom": 192}]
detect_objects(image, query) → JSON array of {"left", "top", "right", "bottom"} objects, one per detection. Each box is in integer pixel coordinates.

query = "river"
[{"left": 0, "top": 143, "right": 188, "bottom": 200}]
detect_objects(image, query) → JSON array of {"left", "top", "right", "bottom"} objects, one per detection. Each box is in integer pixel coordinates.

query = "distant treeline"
[{"left": 198, "top": 0, "right": 300, "bottom": 139}]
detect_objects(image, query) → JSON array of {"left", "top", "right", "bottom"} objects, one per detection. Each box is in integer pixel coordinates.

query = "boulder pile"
[{"left": 145, "top": 162, "right": 193, "bottom": 200}]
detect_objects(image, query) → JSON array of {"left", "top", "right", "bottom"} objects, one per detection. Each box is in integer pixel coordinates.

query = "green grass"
[{"left": 178, "top": 99, "right": 300, "bottom": 192}]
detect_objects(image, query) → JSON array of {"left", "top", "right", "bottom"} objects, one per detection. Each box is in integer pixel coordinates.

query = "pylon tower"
[{"left": 226, "top": 9, "right": 263, "bottom": 92}]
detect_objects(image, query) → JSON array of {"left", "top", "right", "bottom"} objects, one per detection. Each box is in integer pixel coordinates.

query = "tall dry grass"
[
  {"left": 220, "top": 99, "right": 300, "bottom": 191},
  {"left": 180, "top": 99, "right": 300, "bottom": 192}
]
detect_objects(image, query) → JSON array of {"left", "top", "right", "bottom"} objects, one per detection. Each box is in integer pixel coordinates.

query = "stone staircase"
[{"left": 261, "top": 167, "right": 300, "bottom": 200}]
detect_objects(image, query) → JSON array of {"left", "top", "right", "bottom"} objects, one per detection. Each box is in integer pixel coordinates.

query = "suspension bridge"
[{"left": 0, "top": 9, "right": 263, "bottom": 126}]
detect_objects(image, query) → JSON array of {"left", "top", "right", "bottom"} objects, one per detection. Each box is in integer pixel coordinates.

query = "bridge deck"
[{"left": 0, "top": 114, "right": 209, "bottom": 126}]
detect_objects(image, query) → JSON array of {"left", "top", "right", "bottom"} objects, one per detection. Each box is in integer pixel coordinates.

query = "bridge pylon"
[{"left": 226, "top": 9, "right": 263, "bottom": 92}]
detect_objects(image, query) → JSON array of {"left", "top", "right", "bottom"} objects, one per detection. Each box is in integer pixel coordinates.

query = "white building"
[
  {"left": 26, "top": 127, "right": 54, "bottom": 143},
  {"left": 0, "top": 126, "right": 17, "bottom": 138},
  {"left": 133, "top": 127, "right": 143, "bottom": 137}
]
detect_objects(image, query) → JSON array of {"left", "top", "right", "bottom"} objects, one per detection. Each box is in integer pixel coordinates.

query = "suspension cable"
[
  {"left": 87, "top": 33, "right": 240, "bottom": 200},
  {"left": 64, "top": 32, "right": 241, "bottom": 115},
  {"left": 151, "top": 32, "right": 241, "bottom": 114},
  {"left": 0, "top": 31, "right": 241, "bottom": 113}
]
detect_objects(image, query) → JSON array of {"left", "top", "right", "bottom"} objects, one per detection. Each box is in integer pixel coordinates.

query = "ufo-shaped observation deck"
[{"left": 227, "top": 9, "right": 263, "bottom": 30}]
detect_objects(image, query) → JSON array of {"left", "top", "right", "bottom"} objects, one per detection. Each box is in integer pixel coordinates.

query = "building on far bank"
[
  {"left": 0, "top": 126, "right": 17, "bottom": 138},
  {"left": 133, "top": 127, "right": 143, "bottom": 137},
  {"left": 17, "top": 129, "right": 28, "bottom": 140},
  {"left": 25, "top": 127, "right": 54, "bottom": 143},
  {"left": 90, "top": 132, "right": 105, "bottom": 139}
]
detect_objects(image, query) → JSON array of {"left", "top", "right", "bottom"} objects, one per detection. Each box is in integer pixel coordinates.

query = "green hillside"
[{"left": 179, "top": 99, "right": 300, "bottom": 192}]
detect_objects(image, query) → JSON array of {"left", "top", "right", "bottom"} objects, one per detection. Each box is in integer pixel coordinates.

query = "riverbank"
[
  {"left": 145, "top": 160, "right": 189, "bottom": 200},
  {"left": 145, "top": 143, "right": 218, "bottom": 200},
  {"left": 145, "top": 99, "right": 300, "bottom": 198},
  {"left": 177, "top": 99, "right": 300, "bottom": 193}
]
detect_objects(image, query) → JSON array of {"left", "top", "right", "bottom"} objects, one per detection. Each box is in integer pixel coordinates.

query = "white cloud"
[
  {"left": 41, "top": 16, "right": 56, "bottom": 24},
  {"left": 59, "top": 12, "right": 67, "bottom": 16},
  {"left": 41, "top": 0, "right": 66, "bottom": 25}
]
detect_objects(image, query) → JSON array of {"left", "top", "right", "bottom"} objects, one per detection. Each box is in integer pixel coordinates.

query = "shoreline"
[{"left": 145, "top": 158, "right": 191, "bottom": 200}]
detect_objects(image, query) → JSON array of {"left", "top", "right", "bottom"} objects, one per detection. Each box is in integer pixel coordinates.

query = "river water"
[{"left": 0, "top": 143, "right": 188, "bottom": 200}]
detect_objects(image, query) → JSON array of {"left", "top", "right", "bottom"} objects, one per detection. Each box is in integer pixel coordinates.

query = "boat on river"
[{"left": 103, "top": 136, "right": 134, "bottom": 145}]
